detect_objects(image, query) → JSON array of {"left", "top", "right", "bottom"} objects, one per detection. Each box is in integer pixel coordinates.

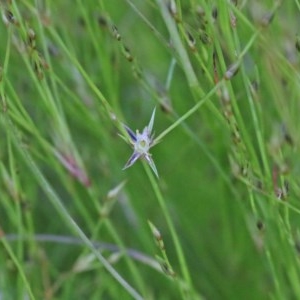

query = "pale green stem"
[
  {"left": 0, "top": 237, "right": 36, "bottom": 300},
  {"left": 155, "top": 0, "right": 202, "bottom": 94},
  {"left": 154, "top": 82, "right": 222, "bottom": 144}
]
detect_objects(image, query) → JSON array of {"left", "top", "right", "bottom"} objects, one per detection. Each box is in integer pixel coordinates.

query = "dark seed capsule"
[
  {"left": 212, "top": 7, "right": 218, "bottom": 20},
  {"left": 160, "top": 98, "right": 172, "bottom": 114},
  {"left": 295, "top": 35, "right": 300, "bottom": 52},
  {"left": 3, "top": 9, "right": 18, "bottom": 25},
  {"left": 21, "top": 199, "right": 31, "bottom": 211},
  {"left": 122, "top": 45, "right": 133, "bottom": 62},
  {"left": 5, "top": 10, "right": 14, "bottom": 22},
  {"left": 111, "top": 25, "right": 121, "bottom": 41},
  {"left": 295, "top": 241, "right": 300, "bottom": 253},
  {"left": 284, "top": 133, "right": 293, "bottom": 146},
  {"left": 160, "top": 261, "right": 175, "bottom": 277},
  {"left": 98, "top": 15, "right": 107, "bottom": 28},
  {"left": 257, "top": 220, "right": 264, "bottom": 231},
  {"left": 77, "top": 16, "right": 85, "bottom": 27},
  {"left": 256, "top": 180, "right": 263, "bottom": 190},
  {"left": 27, "top": 28, "right": 36, "bottom": 47},
  {"left": 187, "top": 31, "right": 196, "bottom": 51}
]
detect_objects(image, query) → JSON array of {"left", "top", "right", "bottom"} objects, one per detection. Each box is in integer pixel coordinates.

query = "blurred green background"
[{"left": 1, "top": 0, "right": 300, "bottom": 299}]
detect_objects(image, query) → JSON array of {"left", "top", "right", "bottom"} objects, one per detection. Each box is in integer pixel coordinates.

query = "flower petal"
[
  {"left": 124, "top": 125, "right": 137, "bottom": 142},
  {"left": 147, "top": 107, "right": 156, "bottom": 134},
  {"left": 145, "top": 154, "right": 159, "bottom": 178},
  {"left": 123, "top": 152, "right": 141, "bottom": 170}
]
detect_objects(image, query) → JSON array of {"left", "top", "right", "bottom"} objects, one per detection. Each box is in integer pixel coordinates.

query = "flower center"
[{"left": 135, "top": 133, "right": 150, "bottom": 154}]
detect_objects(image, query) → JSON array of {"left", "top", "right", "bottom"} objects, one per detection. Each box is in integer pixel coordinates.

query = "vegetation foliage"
[{"left": 1, "top": 0, "right": 300, "bottom": 299}]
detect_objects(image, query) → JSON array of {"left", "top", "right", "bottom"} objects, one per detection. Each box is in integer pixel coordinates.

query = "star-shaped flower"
[{"left": 121, "top": 108, "right": 159, "bottom": 177}]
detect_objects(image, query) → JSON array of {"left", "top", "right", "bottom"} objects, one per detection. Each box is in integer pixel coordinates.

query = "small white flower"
[{"left": 121, "top": 108, "right": 159, "bottom": 177}]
